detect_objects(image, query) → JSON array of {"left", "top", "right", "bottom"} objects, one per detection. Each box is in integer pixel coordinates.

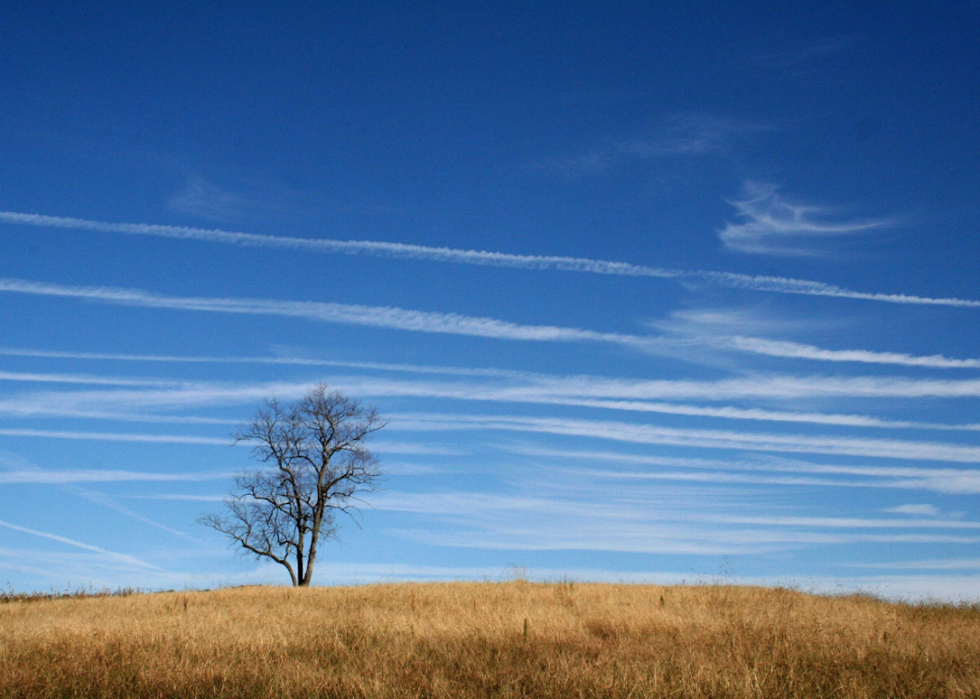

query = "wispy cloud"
[
  {"left": 723, "top": 336, "right": 980, "bottom": 369},
  {"left": 0, "top": 468, "right": 230, "bottom": 484},
  {"left": 0, "top": 428, "right": 229, "bottom": 445},
  {"left": 62, "top": 485, "right": 195, "bottom": 538},
  {"left": 167, "top": 177, "right": 256, "bottom": 222},
  {"left": 635, "top": 113, "right": 772, "bottom": 156},
  {"left": 588, "top": 464, "right": 980, "bottom": 494},
  {"left": 719, "top": 182, "right": 896, "bottom": 256},
  {"left": 0, "top": 547, "right": 268, "bottom": 591},
  {"left": 333, "top": 375, "right": 980, "bottom": 430},
  {"left": 543, "top": 113, "right": 771, "bottom": 174},
  {"left": 0, "top": 369, "right": 181, "bottom": 387},
  {"left": 650, "top": 308, "right": 980, "bottom": 369},
  {"left": 0, "top": 277, "right": 651, "bottom": 348},
  {"left": 165, "top": 175, "right": 330, "bottom": 225},
  {"left": 2, "top": 369, "right": 978, "bottom": 433},
  {"left": 7, "top": 398, "right": 980, "bottom": 467},
  {"left": 460, "top": 372, "right": 980, "bottom": 401},
  {"left": 392, "top": 413, "right": 980, "bottom": 463},
  {"left": 0, "top": 346, "right": 536, "bottom": 380},
  {"left": 13, "top": 344, "right": 980, "bottom": 389},
  {"left": 698, "top": 271, "right": 980, "bottom": 308},
  {"left": 0, "top": 454, "right": 211, "bottom": 538},
  {"left": 521, "top": 448, "right": 980, "bottom": 494},
  {"left": 883, "top": 504, "right": 943, "bottom": 517},
  {"left": 375, "top": 485, "right": 980, "bottom": 558},
  {"left": 165, "top": 176, "right": 273, "bottom": 223},
  {"left": 375, "top": 491, "right": 772, "bottom": 555},
  {"left": 703, "top": 513, "right": 979, "bottom": 530},
  {"left": 0, "top": 519, "right": 162, "bottom": 570},
  {"left": 853, "top": 558, "right": 980, "bottom": 571},
  {"left": 2, "top": 211, "right": 975, "bottom": 308},
  {"left": 126, "top": 494, "right": 226, "bottom": 502},
  {"left": 0, "top": 210, "right": 683, "bottom": 277},
  {"left": 648, "top": 308, "right": 980, "bottom": 371},
  {"left": 0, "top": 404, "right": 238, "bottom": 425}
]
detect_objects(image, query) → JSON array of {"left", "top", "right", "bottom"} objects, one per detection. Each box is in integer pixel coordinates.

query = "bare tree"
[{"left": 201, "top": 385, "right": 384, "bottom": 586}]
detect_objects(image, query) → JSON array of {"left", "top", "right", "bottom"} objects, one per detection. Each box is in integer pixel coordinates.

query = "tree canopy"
[{"left": 201, "top": 385, "right": 384, "bottom": 586}]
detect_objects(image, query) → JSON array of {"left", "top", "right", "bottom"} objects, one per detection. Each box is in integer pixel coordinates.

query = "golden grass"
[{"left": 1, "top": 581, "right": 978, "bottom": 698}]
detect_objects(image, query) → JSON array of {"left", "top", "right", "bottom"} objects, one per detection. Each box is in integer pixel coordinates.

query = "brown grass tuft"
[{"left": 1, "top": 582, "right": 977, "bottom": 698}]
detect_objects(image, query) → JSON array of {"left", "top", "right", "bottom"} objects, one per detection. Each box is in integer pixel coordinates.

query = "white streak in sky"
[
  {"left": 0, "top": 277, "right": 647, "bottom": 347},
  {"left": 5, "top": 402, "right": 979, "bottom": 463},
  {"left": 375, "top": 490, "right": 980, "bottom": 554},
  {"left": 2, "top": 210, "right": 977, "bottom": 308},
  {"left": 0, "top": 211, "right": 682, "bottom": 276},
  {"left": 529, "top": 374, "right": 980, "bottom": 400},
  {"left": 1, "top": 370, "right": 979, "bottom": 432},
  {"left": 541, "top": 448, "right": 980, "bottom": 482},
  {"left": 698, "top": 271, "right": 980, "bottom": 307},
  {"left": 854, "top": 558, "right": 980, "bottom": 571},
  {"left": 5, "top": 347, "right": 980, "bottom": 399},
  {"left": 0, "top": 370, "right": 181, "bottom": 387},
  {"left": 0, "top": 346, "right": 531, "bottom": 378},
  {"left": 719, "top": 182, "right": 896, "bottom": 256},
  {"left": 392, "top": 413, "right": 980, "bottom": 463},
  {"left": 883, "top": 504, "right": 942, "bottom": 517},
  {"left": 0, "top": 454, "right": 206, "bottom": 538},
  {"left": 529, "top": 448, "right": 980, "bottom": 494},
  {"left": 321, "top": 376, "right": 980, "bottom": 430},
  {"left": 7, "top": 337, "right": 974, "bottom": 373},
  {"left": 0, "top": 519, "right": 162, "bottom": 570},
  {"left": 125, "top": 494, "right": 226, "bottom": 502},
  {"left": 0, "top": 428, "right": 228, "bottom": 445},
  {"left": 724, "top": 336, "right": 980, "bottom": 369},
  {"left": 505, "top": 397, "right": 980, "bottom": 431},
  {"left": 0, "top": 469, "right": 231, "bottom": 484}
]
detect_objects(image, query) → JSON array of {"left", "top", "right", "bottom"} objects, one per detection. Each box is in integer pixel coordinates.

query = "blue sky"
[{"left": 1, "top": 1, "right": 978, "bottom": 599}]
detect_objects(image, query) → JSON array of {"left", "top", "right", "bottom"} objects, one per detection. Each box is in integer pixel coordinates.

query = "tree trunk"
[
  {"left": 295, "top": 547, "right": 305, "bottom": 587},
  {"left": 300, "top": 558, "right": 315, "bottom": 586}
]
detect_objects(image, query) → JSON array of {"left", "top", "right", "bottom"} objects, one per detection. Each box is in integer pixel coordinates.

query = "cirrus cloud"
[{"left": 719, "top": 182, "right": 897, "bottom": 256}]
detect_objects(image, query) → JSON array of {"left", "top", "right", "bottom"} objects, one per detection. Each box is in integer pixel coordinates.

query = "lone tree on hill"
[{"left": 201, "top": 385, "right": 385, "bottom": 586}]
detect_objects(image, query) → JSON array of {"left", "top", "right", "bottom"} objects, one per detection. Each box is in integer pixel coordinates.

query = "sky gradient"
[{"left": 1, "top": 1, "right": 978, "bottom": 599}]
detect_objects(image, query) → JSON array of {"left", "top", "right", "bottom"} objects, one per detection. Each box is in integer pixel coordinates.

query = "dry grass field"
[{"left": 1, "top": 581, "right": 978, "bottom": 698}]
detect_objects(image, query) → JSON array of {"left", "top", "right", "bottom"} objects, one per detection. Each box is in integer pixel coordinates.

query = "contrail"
[
  {"left": 1, "top": 369, "right": 979, "bottom": 430},
  {"left": 3, "top": 210, "right": 977, "bottom": 308},
  {"left": 723, "top": 336, "right": 980, "bottom": 369},
  {"left": 391, "top": 413, "right": 980, "bottom": 463},
  {"left": 698, "top": 271, "right": 980, "bottom": 308},
  {"left": 0, "top": 518, "right": 163, "bottom": 570},
  {"left": 0, "top": 211, "right": 680, "bottom": 276},
  {"left": 0, "top": 277, "right": 651, "bottom": 347},
  {"left": 0, "top": 427, "right": 229, "bottom": 445}
]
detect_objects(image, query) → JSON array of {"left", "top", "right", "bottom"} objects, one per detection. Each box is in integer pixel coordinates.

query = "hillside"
[{"left": 1, "top": 582, "right": 977, "bottom": 698}]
